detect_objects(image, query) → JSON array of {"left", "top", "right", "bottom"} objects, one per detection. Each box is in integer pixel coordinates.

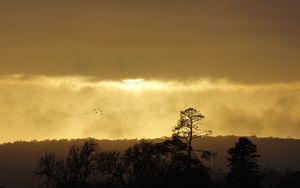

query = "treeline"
[
  {"left": 31, "top": 108, "right": 299, "bottom": 188},
  {"left": 33, "top": 108, "right": 211, "bottom": 188},
  {"left": 33, "top": 137, "right": 209, "bottom": 188},
  {"left": 2, "top": 107, "right": 299, "bottom": 188},
  {"left": 32, "top": 137, "right": 300, "bottom": 188}
]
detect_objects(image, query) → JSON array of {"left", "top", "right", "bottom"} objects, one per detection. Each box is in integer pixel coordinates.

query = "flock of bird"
[{"left": 86, "top": 106, "right": 103, "bottom": 116}]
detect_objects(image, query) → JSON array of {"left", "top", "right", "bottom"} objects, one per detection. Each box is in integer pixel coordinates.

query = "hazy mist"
[{"left": 1, "top": 75, "right": 300, "bottom": 142}]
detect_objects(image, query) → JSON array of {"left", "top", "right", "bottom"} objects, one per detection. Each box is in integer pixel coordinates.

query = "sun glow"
[
  {"left": 118, "top": 78, "right": 166, "bottom": 91},
  {"left": 122, "top": 78, "right": 145, "bottom": 90},
  {"left": 122, "top": 78, "right": 144, "bottom": 84}
]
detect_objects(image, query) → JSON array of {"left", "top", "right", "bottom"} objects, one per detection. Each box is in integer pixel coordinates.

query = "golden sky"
[{"left": 0, "top": 0, "right": 300, "bottom": 142}]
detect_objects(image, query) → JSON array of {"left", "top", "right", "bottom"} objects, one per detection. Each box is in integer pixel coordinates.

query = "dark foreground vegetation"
[
  {"left": 0, "top": 108, "right": 300, "bottom": 188},
  {"left": 34, "top": 138, "right": 210, "bottom": 188},
  {"left": 32, "top": 137, "right": 300, "bottom": 188},
  {"left": 30, "top": 108, "right": 300, "bottom": 188}
]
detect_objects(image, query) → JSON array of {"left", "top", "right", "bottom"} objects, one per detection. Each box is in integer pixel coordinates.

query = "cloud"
[
  {"left": 0, "top": 75, "right": 300, "bottom": 142},
  {"left": 0, "top": 0, "right": 300, "bottom": 83}
]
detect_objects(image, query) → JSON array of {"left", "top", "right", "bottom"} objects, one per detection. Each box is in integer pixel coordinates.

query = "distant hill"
[{"left": 0, "top": 136, "right": 300, "bottom": 188}]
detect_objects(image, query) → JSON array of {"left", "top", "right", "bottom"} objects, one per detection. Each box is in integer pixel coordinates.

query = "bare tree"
[
  {"left": 96, "top": 151, "right": 127, "bottom": 187},
  {"left": 95, "top": 140, "right": 210, "bottom": 188},
  {"left": 66, "top": 139, "right": 98, "bottom": 185},
  {"left": 33, "top": 152, "right": 67, "bottom": 188},
  {"left": 33, "top": 138, "right": 98, "bottom": 188}
]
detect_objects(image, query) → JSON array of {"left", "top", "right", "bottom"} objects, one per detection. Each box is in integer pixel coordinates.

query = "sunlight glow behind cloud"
[
  {"left": 122, "top": 79, "right": 144, "bottom": 83},
  {"left": 0, "top": 75, "right": 300, "bottom": 143}
]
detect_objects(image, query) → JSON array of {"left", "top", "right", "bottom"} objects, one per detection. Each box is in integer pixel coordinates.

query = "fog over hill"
[{"left": 0, "top": 136, "right": 300, "bottom": 188}]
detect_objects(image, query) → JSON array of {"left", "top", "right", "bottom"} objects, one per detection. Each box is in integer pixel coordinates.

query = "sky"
[{"left": 0, "top": 0, "right": 300, "bottom": 142}]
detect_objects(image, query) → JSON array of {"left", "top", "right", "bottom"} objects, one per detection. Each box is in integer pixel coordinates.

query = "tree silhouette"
[
  {"left": 66, "top": 139, "right": 98, "bottom": 186},
  {"left": 122, "top": 141, "right": 170, "bottom": 187},
  {"left": 33, "top": 108, "right": 213, "bottom": 188},
  {"left": 173, "top": 107, "right": 211, "bottom": 170},
  {"left": 95, "top": 140, "right": 182, "bottom": 188},
  {"left": 95, "top": 150, "right": 126, "bottom": 187},
  {"left": 95, "top": 141, "right": 164, "bottom": 188},
  {"left": 158, "top": 138, "right": 211, "bottom": 188},
  {"left": 227, "top": 137, "right": 260, "bottom": 188},
  {"left": 33, "top": 138, "right": 98, "bottom": 188},
  {"left": 33, "top": 152, "right": 68, "bottom": 188},
  {"left": 95, "top": 139, "right": 211, "bottom": 188}
]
